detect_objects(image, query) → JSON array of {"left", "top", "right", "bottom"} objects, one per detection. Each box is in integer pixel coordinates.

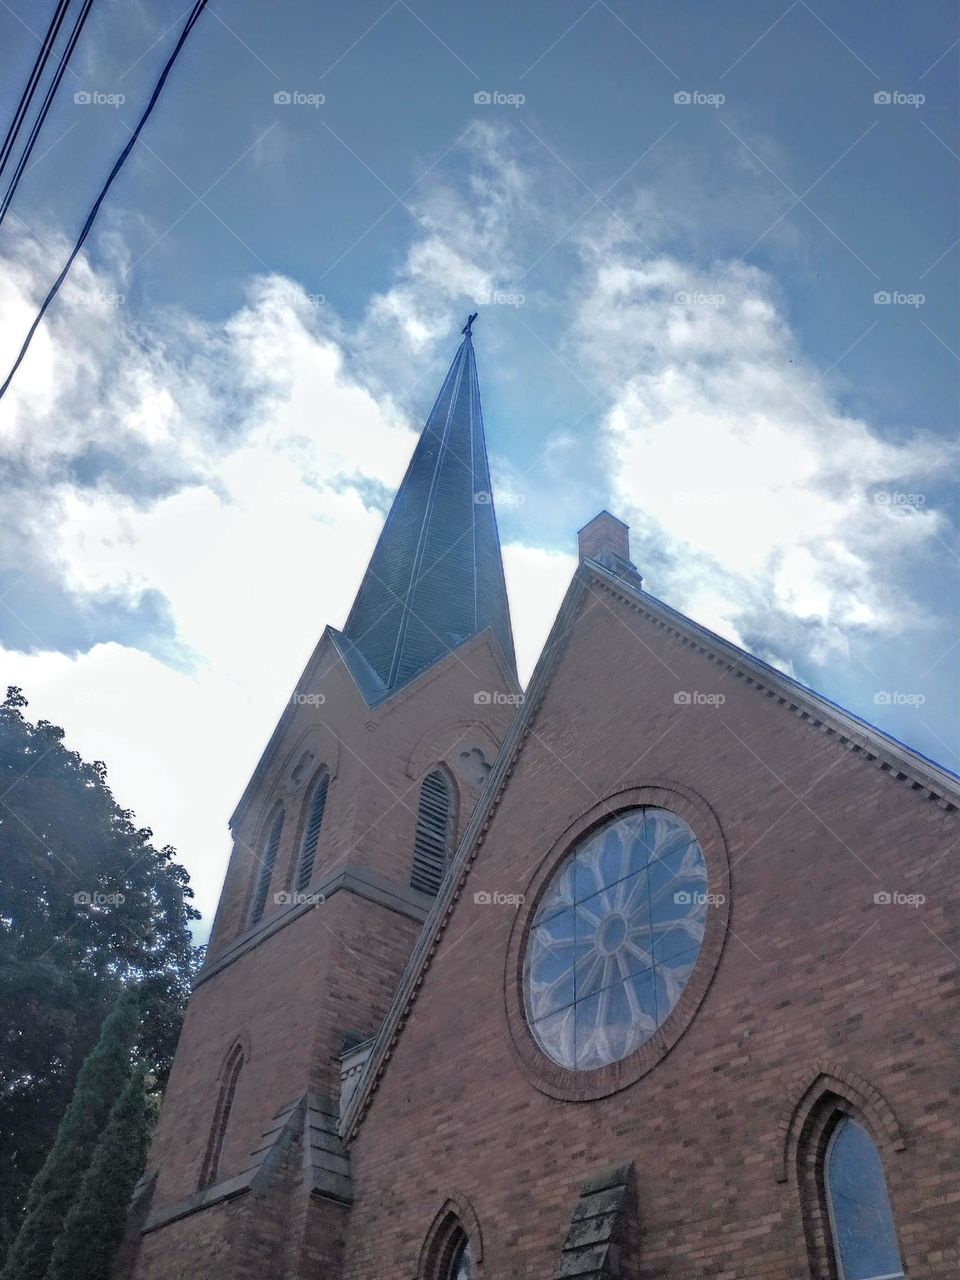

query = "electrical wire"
[
  {"left": 0, "top": 0, "right": 97, "bottom": 231},
  {"left": 0, "top": 0, "right": 73, "bottom": 181},
  {"left": 0, "top": 0, "right": 210, "bottom": 402}
]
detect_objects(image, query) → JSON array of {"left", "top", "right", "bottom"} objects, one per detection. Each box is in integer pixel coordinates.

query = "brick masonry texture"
[
  {"left": 128, "top": 577, "right": 959, "bottom": 1279},
  {"left": 340, "top": 580, "right": 959, "bottom": 1279},
  {"left": 127, "top": 628, "right": 518, "bottom": 1280}
]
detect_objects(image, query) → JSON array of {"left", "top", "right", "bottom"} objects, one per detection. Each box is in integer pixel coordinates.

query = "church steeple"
[{"left": 338, "top": 317, "right": 516, "bottom": 700}]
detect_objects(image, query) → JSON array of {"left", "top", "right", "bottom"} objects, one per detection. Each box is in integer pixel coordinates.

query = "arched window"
[
  {"left": 200, "top": 1044, "right": 243, "bottom": 1189},
  {"left": 420, "top": 1215, "right": 475, "bottom": 1280},
  {"left": 250, "top": 808, "right": 284, "bottom": 924},
  {"left": 410, "top": 768, "right": 454, "bottom": 895},
  {"left": 824, "top": 1116, "right": 904, "bottom": 1280},
  {"left": 444, "top": 1229, "right": 472, "bottom": 1280},
  {"left": 296, "top": 771, "right": 329, "bottom": 894}
]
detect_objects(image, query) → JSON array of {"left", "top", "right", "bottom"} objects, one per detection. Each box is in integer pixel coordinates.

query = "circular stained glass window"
[{"left": 523, "top": 807, "right": 709, "bottom": 1071}]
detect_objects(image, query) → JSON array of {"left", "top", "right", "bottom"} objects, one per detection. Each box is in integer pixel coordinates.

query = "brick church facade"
[{"left": 124, "top": 321, "right": 960, "bottom": 1280}]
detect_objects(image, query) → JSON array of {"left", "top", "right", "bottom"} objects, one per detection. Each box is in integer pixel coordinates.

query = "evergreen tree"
[
  {"left": 0, "top": 988, "right": 139, "bottom": 1280},
  {"left": 45, "top": 1065, "right": 150, "bottom": 1280},
  {"left": 0, "top": 688, "right": 201, "bottom": 1256}
]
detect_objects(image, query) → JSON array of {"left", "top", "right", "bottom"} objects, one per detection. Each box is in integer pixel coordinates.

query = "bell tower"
[{"left": 126, "top": 320, "right": 520, "bottom": 1280}]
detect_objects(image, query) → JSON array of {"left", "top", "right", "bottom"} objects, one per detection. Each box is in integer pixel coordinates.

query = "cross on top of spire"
[{"left": 461, "top": 311, "right": 478, "bottom": 336}]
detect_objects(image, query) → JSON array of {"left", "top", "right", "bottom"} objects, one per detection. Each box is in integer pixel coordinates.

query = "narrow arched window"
[
  {"left": 825, "top": 1117, "right": 904, "bottom": 1280},
  {"left": 200, "top": 1045, "right": 243, "bottom": 1189},
  {"left": 410, "top": 769, "right": 453, "bottom": 895},
  {"left": 444, "top": 1229, "right": 472, "bottom": 1280},
  {"left": 296, "top": 771, "right": 329, "bottom": 893},
  {"left": 422, "top": 1218, "right": 474, "bottom": 1280},
  {"left": 250, "top": 808, "right": 283, "bottom": 924}
]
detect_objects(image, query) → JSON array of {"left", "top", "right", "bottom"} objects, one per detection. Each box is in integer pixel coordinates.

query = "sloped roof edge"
[
  {"left": 590, "top": 561, "right": 960, "bottom": 803},
  {"left": 340, "top": 560, "right": 596, "bottom": 1138},
  {"left": 229, "top": 628, "right": 340, "bottom": 831},
  {"left": 340, "top": 559, "right": 959, "bottom": 1139},
  {"left": 229, "top": 623, "right": 521, "bottom": 831}
]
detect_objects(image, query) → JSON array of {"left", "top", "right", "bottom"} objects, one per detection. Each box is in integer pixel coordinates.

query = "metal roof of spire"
[{"left": 338, "top": 316, "right": 516, "bottom": 699}]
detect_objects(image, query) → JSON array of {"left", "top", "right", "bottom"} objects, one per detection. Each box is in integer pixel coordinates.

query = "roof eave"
[
  {"left": 228, "top": 627, "right": 353, "bottom": 831},
  {"left": 586, "top": 559, "right": 960, "bottom": 806},
  {"left": 340, "top": 558, "right": 960, "bottom": 1137}
]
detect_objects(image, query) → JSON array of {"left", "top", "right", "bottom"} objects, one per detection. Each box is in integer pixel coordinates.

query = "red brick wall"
[
  {"left": 208, "top": 630, "right": 515, "bottom": 959},
  {"left": 128, "top": 633, "right": 517, "bottom": 1279},
  {"left": 577, "top": 511, "right": 630, "bottom": 564},
  {"left": 134, "top": 1134, "right": 302, "bottom": 1280},
  {"left": 342, "top": 579, "right": 960, "bottom": 1279}
]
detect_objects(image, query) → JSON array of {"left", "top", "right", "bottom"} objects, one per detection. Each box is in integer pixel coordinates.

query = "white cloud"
[
  {"left": 0, "top": 185, "right": 572, "bottom": 926},
  {"left": 0, "top": 120, "right": 953, "bottom": 931},
  {"left": 502, "top": 543, "right": 576, "bottom": 685},
  {"left": 0, "top": 247, "right": 422, "bottom": 924},
  {"left": 349, "top": 123, "right": 541, "bottom": 386},
  {"left": 572, "top": 249, "right": 949, "bottom": 665}
]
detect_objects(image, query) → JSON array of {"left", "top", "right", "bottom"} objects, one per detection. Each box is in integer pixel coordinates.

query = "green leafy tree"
[
  {"left": 45, "top": 1064, "right": 150, "bottom": 1280},
  {"left": 1, "top": 989, "right": 139, "bottom": 1280},
  {"left": 0, "top": 689, "right": 202, "bottom": 1259}
]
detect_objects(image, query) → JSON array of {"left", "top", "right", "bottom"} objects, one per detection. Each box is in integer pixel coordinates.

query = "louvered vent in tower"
[
  {"left": 410, "top": 769, "right": 453, "bottom": 895},
  {"left": 250, "top": 809, "right": 284, "bottom": 924},
  {"left": 296, "top": 772, "right": 329, "bottom": 893}
]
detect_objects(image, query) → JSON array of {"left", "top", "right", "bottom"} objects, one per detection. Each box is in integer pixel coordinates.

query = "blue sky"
[{"left": 0, "top": 0, "right": 956, "bottom": 929}]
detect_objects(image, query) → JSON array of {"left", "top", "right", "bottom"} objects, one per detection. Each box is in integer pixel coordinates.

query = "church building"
[{"left": 123, "top": 319, "right": 960, "bottom": 1280}]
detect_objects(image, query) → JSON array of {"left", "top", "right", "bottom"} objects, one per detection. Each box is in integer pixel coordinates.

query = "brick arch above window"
[
  {"left": 775, "top": 1060, "right": 906, "bottom": 1184},
  {"left": 779, "top": 1062, "right": 907, "bottom": 1280},
  {"left": 199, "top": 1034, "right": 249, "bottom": 1189},
  {"left": 214, "top": 1029, "right": 252, "bottom": 1075},
  {"left": 278, "top": 724, "right": 341, "bottom": 797},
  {"left": 232, "top": 726, "right": 341, "bottom": 856},
  {"left": 417, "top": 1192, "right": 484, "bottom": 1279},
  {"left": 404, "top": 717, "right": 501, "bottom": 784}
]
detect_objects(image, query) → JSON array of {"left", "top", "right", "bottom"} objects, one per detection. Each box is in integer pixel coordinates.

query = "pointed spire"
[{"left": 339, "top": 318, "right": 516, "bottom": 699}]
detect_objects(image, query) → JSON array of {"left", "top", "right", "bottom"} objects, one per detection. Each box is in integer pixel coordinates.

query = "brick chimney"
[{"left": 577, "top": 511, "right": 643, "bottom": 587}]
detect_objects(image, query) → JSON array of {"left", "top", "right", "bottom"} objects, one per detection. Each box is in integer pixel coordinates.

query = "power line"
[
  {"left": 0, "top": 0, "right": 73, "bottom": 181},
  {"left": 0, "top": 0, "right": 97, "bottom": 231},
  {"left": 0, "top": 0, "right": 210, "bottom": 403}
]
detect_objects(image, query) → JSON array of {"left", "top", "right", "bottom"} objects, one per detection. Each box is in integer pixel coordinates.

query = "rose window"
[{"left": 524, "top": 808, "right": 709, "bottom": 1070}]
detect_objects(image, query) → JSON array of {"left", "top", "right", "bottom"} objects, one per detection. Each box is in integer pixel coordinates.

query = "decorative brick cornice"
[
  {"left": 341, "top": 559, "right": 959, "bottom": 1138},
  {"left": 590, "top": 567, "right": 960, "bottom": 812},
  {"left": 194, "top": 865, "right": 433, "bottom": 989}
]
